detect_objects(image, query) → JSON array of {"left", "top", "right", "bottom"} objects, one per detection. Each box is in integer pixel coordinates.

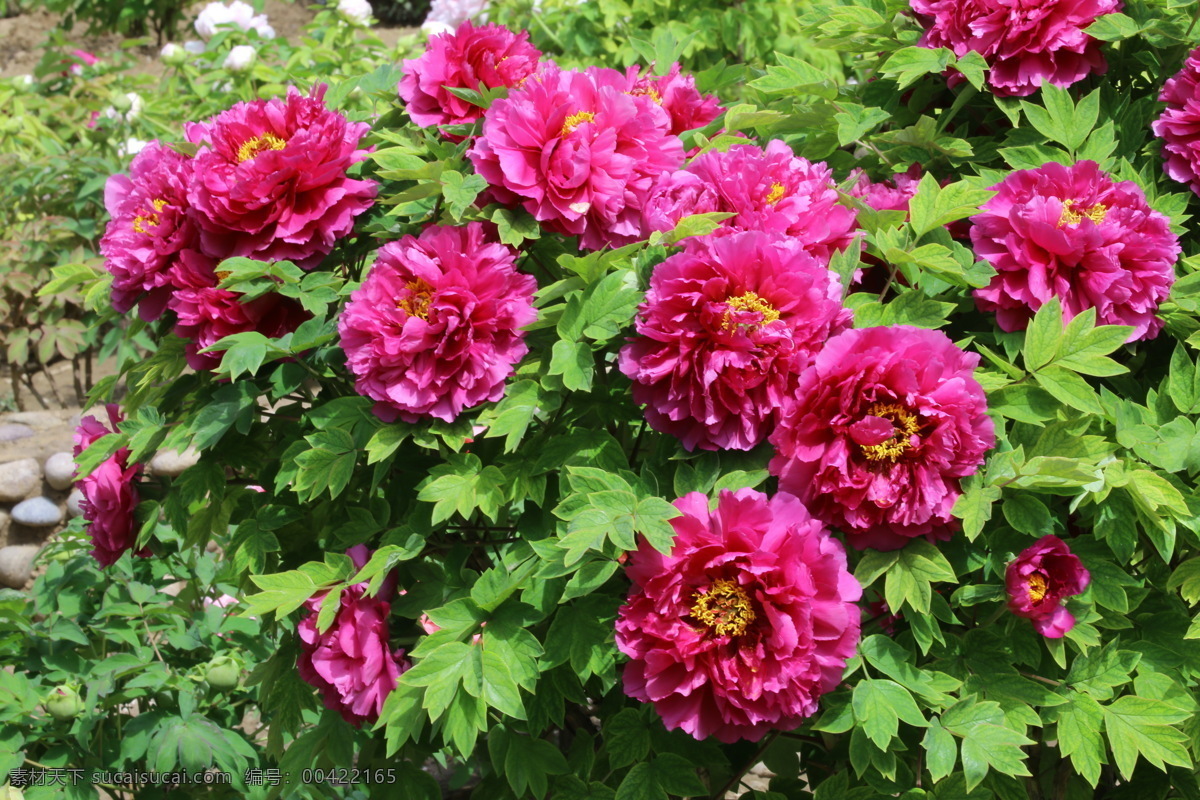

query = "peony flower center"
[
  {"left": 764, "top": 182, "right": 786, "bottom": 205},
  {"left": 857, "top": 402, "right": 921, "bottom": 462},
  {"left": 236, "top": 132, "right": 288, "bottom": 163},
  {"left": 1028, "top": 572, "right": 1049, "bottom": 604},
  {"left": 627, "top": 86, "right": 663, "bottom": 104},
  {"left": 722, "top": 292, "right": 780, "bottom": 332},
  {"left": 397, "top": 278, "right": 434, "bottom": 320},
  {"left": 561, "top": 111, "right": 596, "bottom": 136},
  {"left": 1059, "top": 200, "right": 1108, "bottom": 227},
  {"left": 132, "top": 198, "right": 168, "bottom": 234},
  {"left": 691, "top": 579, "right": 755, "bottom": 637}
]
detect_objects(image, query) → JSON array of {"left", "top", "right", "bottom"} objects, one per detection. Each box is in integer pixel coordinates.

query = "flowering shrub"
[{"left": 6, "top": 0, "right": 1200, "bottom": 795}]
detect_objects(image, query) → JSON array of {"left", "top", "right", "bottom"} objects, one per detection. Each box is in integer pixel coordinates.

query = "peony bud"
[
  {"left": 204, "top": 655, "right": 241, "bottom": 691},
  {"left": 223, "top": 45, "right": 257, "bottom": 73},
  {"left": 44, "top": 686, "right": 84, "bottom": 721},
  {"left": 160, "top": 42, "right": 188, "bottom": 65},
  {"left": 337, "top": 0, "right": 373, "bottom": 26}
]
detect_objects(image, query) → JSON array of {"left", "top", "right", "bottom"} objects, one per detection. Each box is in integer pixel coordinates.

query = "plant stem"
[{"left": 709, "top": 730, "right": 779, "bottom": 800}]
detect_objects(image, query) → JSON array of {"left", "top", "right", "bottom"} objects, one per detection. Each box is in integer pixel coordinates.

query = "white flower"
[
  {"left": 223, "top": 45, "right": 257, "bottom": 72},
  {"left": 17, "top": 74, "right": 34, "bottom": 89},
  {"left": 160, "top": 42, "right": 182, "bottom": 59},
  {"left": 195, "top": 0, "right": 275, "bottom": 40},
  {"left": 101, "top": 92, "right": 144, "bottom": 123},
  {"left": 337, "top": 0, "right": 373, "bottom": 26},
  {"left": 421, "top": 0, "right": 489, "bottom": 33},
  {"left": 184, "top": 40, "right": 207, "bottom": 54},
  {"left": 118, "top": 138, "right": 148, "bottom": 157}
]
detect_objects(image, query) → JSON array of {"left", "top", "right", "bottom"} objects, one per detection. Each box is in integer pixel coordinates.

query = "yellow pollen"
[
  {"left": 132, "top": 198, "right": 168, "bottom": 234},
  {"left": 397, "top": 279, "right": 434, "bottom": 320},
  {"left": 216, "top": 270, "right": 232, "bottom": 282},
  {"left": 627, "top": 86, "right": 663, "bottom": 104},
  {"left": 722, "top": 292, "right": 780, "bottom": 332},
  {"left": 1059, "top": 200, "right": 1108, "bottom": 227},
  {"left": 764, "top": 182, "right": 786, "bottom": 205},
  {"left": 561, "top": 111, "right": 596, "bottom": 136},
  {"left": 1028, "top": 573, "right": 1049, "bottom": 604},
  {"left": 691, "top": 579, "right": 755, "bottom": 637},
  {"left": 236, "top": 132, "right": 288, "bottom": 163},
  {"left": 858, "top": 402, "right": 921, "bottom": 463}
]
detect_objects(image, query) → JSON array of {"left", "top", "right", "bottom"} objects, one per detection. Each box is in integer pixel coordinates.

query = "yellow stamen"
[
  {"left": 1059, "top": 200, "right": 1108, "bottom": 227},
  {"left": 236, "top": 132, "right": 288, "bottom": 163},
  {"left": 216, "top": 270, "right": 232, "bottom": 282},
  {"left": 858, "top": 402, "right": 921, "bottom": 463},
  {"left": 132, "top": 198, "right": 168, "bottom": 234},
  {"left": 1028, "top": 573, "right": 1049, "bottom": 604},
  {"left": 691, "top": 579, "right": 755, "bottom": 637},
  {"left": 627, "top": 86, "right": 663, "bottom": 105},
  {"left": 722, "top": 292, "right": 780, "bottom": 332},
  {"left": 561, "top": 111, "right": 596, "bottom": 136},
  {"left": 764, "top": 182, "right": 786, "bottom": 205},
  {"left": 397, "top": 278, "right": 434, "bottom": 320}
]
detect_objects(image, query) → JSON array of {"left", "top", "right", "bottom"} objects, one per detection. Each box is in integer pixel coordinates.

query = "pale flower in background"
[
  {"left": 195, "top": 0, "right": 276, "bottom": 40},
  {"left": 337, "top": 0, "right": 373, "bottom": 26},
  {"left": 184, "top": 40, "right": 207, "bottom": 54},
  {"left": 118, "top": 138, "right": 149, "bottom": 157},
  {"left": 223, "top": 45, "right": 257, "bottom": 72},
  {"left": 421, "top": 0, "right": 489, "bottom": 36},
  {"left": 101, "top": 92, "right": 144, "bottom": 123}
]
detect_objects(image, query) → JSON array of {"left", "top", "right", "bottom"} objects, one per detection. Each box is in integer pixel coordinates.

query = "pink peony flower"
[
  {"left": 1153, "top": 46, "right": 1200, "bottom": 197},
  {"left": 399, "top": 21, "right": 542, "bottom": 136},
  {"left": 768, "top": 326, "right": 995, "bottom": 551},
  {"left": 297, "top": 545, "right": 409, "bottom": 726},
  {"left": 185, "top": 84, "right": 377, "bottom": 270},
  {"left": 1006, "top": 535, "right": 1089, "bottom": 638},
  {"left": 469, "top": 63, "right": 684, "bottom": 250},
  {"left": 849, "top": 164, "right": 923, "bottom": 214},
  {"left": 100, "top": 141, "right": 201, "bottom": 320},
  {"left": 67, "top": 49, "right": 99, "bottom": 77},
  {"left": 627, "top": 63, "right": 723, "bottom": 136},
  {"left": 168, "top": 285, "right": 311, "bottom": 372},
  {"left": 619, "top": 231, "right": 851, "bottom": 452},
  {"left": 971, "top": 160, "right": 1178, "bottom": 342},
  {"left": 616, "top": 488, "right": 862, "bottom": 743},
  {"left": 72, "top": 405, "right": 149, "bottom": 568},
  {"left": 338, "top": 222, "right": 537, "bottom": 423},
  {"left": 641, "top": 141, "right": 858, "bottom": 263},
  {"left": 909, "top": 0, "right": 1121, "bottom": 97}
]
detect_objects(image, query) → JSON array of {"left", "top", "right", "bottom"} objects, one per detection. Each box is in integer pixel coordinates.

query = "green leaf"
[
  {"left": 952, "top": 481, "right": 1000, "bottom": 540},
  {"left": 1001, "top": 493, "right": 1052, "bottom": 536},
  {"left": 1024, "top": 297, "right": 1064, "bottom": 370},
  {"left": 1102, "top": 696, "right": 1192, "bottom": 780},
  {"left": 748, "top": 52, "right": 838, "bottom": 99},
  {"left": 1168, "top": 343, "right": 1200, "bottom": 414},
  {"left": 908, "top": 175, "right": 995, "bottom": 238},
  {"left": 441, "top": 170, "right": 489, "bottom": 221},
  {"left": 417, "top": 453, "right": 507, "bottom": 524},
  {"left": 941, "top": 699, "right": 1033, "bottom": 791},
  {"left": 923, "top": 719, "right": 958, "bottom": 782},
  {"left": 1058, "top": 693, "right": 1105, "bottom": 786},
  {"left": 604, "top": 709, "right": 651, "bottom": 769},
  {"left": 1084, "top": 11, "right": 1144, "bottom": 41},
  {"left": 549, "top": 340, "right": 595, "bottom": 393},
  {"left": 853, "top": 679, "right": 928, "bottom": 748},
  {"left": 880, "top": 46, "right": 954, "bottom": 91},
  {"left": 615, "top": 763, "right": 665, "bottom": 800},
  {"left": 1035, "top": 365, "right": 1103, "bottom": 414}
]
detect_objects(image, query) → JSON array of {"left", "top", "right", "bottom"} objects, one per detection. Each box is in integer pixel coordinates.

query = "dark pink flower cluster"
[
  {"left": 618, "top": 231, "right": 851, "bottom": 452},
  {"left": 297, "top": 546, "right": 410, "bottom": 726},
  {"left": 616, "top": 489, "right": 862, "bottom": 743},
  {"left": 971, "top": 160, "right": 1178, "bottom": 341},
  {"left": 1153, "top": 46, "right": 1200, "bottom": 196},
  {"left": 1006, "top": 535, "right": 1090, "bottom": 638},
  {"left": 99, "top": 84, "right": 377, "bottom": 369},
  {"left": 399, "top": 21, "right": 543, "bottom": 137},
  {"left": 910, "top": 0, "right": 1121, "bottom": 97},
  {"left": 768, "top": 326, "right": 995, "bottom": 552},
  {"left": 337, "top": 222, "right": 538, "bottom": 423},
  {"left": 72, "top": 405, "right": 150, "bottom": 568},
  {"left": 642, "top": 140, "right": 859, "bottom": 263},
  {"left": 626, "top": 63, "right": 724, "bottom": 137}
]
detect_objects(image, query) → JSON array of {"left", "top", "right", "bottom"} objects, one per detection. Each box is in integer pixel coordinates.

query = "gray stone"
[
  {"left": 0, "top": 459, "right": 42, "bottom": 502},
  {"left": 66, "top": 489, "right": 85, "bottom": 518},
  {"left": 149, "top": 447, "right": 200, "bottom": 477},
  {"left": 43, "top": 452, "right": 76, "bottom": 491},
  {"left": 0, "top": 424, "right": 33, "bottom": 443},
  {"left": 2, "top": 411, "right": 67, "bottom": 428},
  {"left": 0, "top": 545, "right": 40, "bottom": 589},
  {"left": 11, "top": 497, "right": 63, "bottom": 528}
]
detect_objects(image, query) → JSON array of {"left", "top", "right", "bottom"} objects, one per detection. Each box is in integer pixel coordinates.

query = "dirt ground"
[{"left": 0, "top": 0, "right": 418, "bottom": 78}]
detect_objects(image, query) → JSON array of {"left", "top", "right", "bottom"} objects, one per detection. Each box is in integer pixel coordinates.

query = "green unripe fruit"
[
  {"left": 44, "top": 686, "right": 83, "bottom": 720},
  {"left": 204, "top": 656, "right": 241, "bottom": 691}
]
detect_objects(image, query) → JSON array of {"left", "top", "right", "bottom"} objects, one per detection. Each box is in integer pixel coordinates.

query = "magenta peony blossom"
[
  {"left": 72, "top": 405, "right": 149, "bottom": 568},
  {"left": 297, "top": 545, "right": 409, "bottom": 726},
  {"left": 849, "top": 165, "right": 923, "bottom": 214},
  {"left": 971, "top": 160, "right": 1178, "bottom": 342},
  {"left": 616, "top": 488, "right": 862, "bottom": 743},
  {"left": 100, "top": 142, "right": 201, "bottom": 320},
  {"left": 769, "top": 326, "right": 995, "bottom": 551},
  {"left": 627, "top": 63, "right": 723, "bottom": 136},
  {"left": 909, "top": 0, "right": 1120, "bottom": 97},
  {"left": 469, "top": 63, "right": 684, "bottom": 250},
  {"left": 185, "top": 84, "right": 377, "bottom": 270},
  {"left": 619, "top": 231, "right": 850, "bottom": 452},
  {"left": 641, "top": 141, "right": 858, "bottom": 263},
  {"left": 1006, "top": 535, "right": 1089, "bottom": 638},
  {"left": 338, "top": 222, "right": 537, "bottom": 423},
  {"left": 1153, "top": 46, "right": 1200, "bottom": 196},
  {"left": 399, "top": 21, "right": 542, "bottom": 136}
]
